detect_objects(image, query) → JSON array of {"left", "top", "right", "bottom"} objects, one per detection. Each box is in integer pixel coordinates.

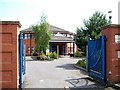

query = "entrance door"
[
  {"left": 59, "top": 45, "right": 62, "bottom": 55},
  {"left": 52, "top": 45, "right": 57, "bottom": 52}
]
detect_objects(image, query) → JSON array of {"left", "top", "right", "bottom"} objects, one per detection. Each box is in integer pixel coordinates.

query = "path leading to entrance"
[{"left": 23, "top": 57, "right": 108, "bottom": 89}]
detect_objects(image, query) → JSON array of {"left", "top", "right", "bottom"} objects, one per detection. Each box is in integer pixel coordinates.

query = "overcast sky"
[{"left": 0, "top": 0, "right": 119, "bottom": 33}]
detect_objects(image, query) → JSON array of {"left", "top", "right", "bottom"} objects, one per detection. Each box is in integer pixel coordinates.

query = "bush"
[
  {"left": 47, "top": 57, "right": 54, "bottom": 61},
  {"left": 37, "top": 54, "right": 47, "bottom": 60},
  {"left": 76, "top": 59, "right": 86, "bottom": 68},
  {"left": 74, "top": 51, "right": 84, "bottom": 57},
  {"left": 49, "top": 52, "right": 53, "bottom": 58},
  {"left": 49, "top": 52, "right": 58, "bottom": 59},
  {"left": 53, "top": 52, "right": 58, "bottom": 59}
]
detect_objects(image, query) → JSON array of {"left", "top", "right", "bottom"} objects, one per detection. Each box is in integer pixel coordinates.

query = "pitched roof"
[
  {"left": 21, "top": 28, "right": 33, "bottom": 32},
  {"left": 21, "top": 25, "right": 74, "bottom": 35}
]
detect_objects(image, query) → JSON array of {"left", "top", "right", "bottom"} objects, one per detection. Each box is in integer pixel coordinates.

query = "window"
[
  {"left": 28, "top": 47, "right": 30, "bottom": 54},
  {"left": 62, "top": 34, "right": 66, "bottom": 37},
  {"left": 118, "top": 51, "right": 120, "bottom": 58},
  {"left": 28, "top": 47, "right": 30, "bottom": 51},
  {"left": 27, "top": 34, "right": 30, "bottom": 39},
  {"left": 24, "top": 34, "right": 27, "bottom": 39},
  {"left": 115, "top": 35, "right": 120, "bottom": 43},
  {"left": 67, "top": 34, "right": 70, "bottom": 37},
  {"left": 24, "top": 34, "right": 31, "bottom": 39},
  {"left": 32, "top": 47, "right": 34, "bottom": 53}
]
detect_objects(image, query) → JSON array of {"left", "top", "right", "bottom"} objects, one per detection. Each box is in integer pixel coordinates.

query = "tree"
[
  {"left": 74, "top": 11, "right": 109, "bottom": 53},
  {"left": 31, "top": 14, "right": 51, "bottom": 54}
]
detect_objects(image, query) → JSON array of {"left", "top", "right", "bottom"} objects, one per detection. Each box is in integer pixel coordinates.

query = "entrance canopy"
[{"left": 49, "top": 36, "right": 74, "bottom": 43}]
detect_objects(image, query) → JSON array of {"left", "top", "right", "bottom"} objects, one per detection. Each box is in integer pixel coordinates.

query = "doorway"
[{"left": 59, "top": 45, "right": 63, "bottom": 55}]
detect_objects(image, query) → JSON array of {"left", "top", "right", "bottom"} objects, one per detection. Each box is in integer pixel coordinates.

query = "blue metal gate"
[
  {"left": 87, "top": 35, "right": 106, "bottom": 84},
  {"left": 19, "top": 33, "right": 26, "bottom": 89}
]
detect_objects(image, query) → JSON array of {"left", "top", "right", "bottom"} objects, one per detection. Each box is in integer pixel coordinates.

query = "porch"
[{"left": 49, "top": 42, "right": 75, "bottom": 56}]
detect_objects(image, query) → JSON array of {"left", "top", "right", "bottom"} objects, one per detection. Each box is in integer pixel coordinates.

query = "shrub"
[
  {"left": 49, "top": 52, "right": 53, "bottom": 58},
  {"left": 47, "top": 57, "right": 54, "bottom": 61},
  {"left": 76, "top": 59, "right": 86, "bottom": 68},
  {"left": 37, "top": 54, "right": 47, "bottom": 60},
  {"left": 49, "top": 52, "right": 58, "bottom": 59},
  {"left": 53, "top": 52, "right": 58, "bottom": 59},
  {"left": 74, "top": 51, "right": 84, "bottom": 57}
]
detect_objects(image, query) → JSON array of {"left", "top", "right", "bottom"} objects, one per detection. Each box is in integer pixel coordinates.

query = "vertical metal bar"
[
  {"left": 22, "top": 38, "right": 24, "bottom": 74},
  {"left": 64, "top": 44, "right": 66, "bottom": 56},
  {"left": 86, "top": 45, "right": 88, "bottom": 72},
  {"left": 102, "top": 35, "right": 106, "bottom": 84},
  {"left": 19, "top": 33, "right": 23, "bottom": 89},
  {"left": 87, "top": 37, "right": 90, "bottom": 72},
  {"left": 57, "top": 45, "right": 59, "bottom": 55},
  {"left": 23, "top": 44, "right": 26, "bottom": 75},
  {"left": 30, "top": 32, "right": 31, "bottom": 56}
]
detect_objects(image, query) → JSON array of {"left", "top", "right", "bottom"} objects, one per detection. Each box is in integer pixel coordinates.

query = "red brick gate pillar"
[
  {"left": 0, "top": 21, "right": 21, "bottom": 89},
  {"left": 102, "top": 24, "right": 120, "bottom": 85}
]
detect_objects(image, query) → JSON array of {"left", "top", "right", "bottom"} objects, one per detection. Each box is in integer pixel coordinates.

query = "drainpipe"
[{"left": 30, "top": 31, "right": 31, "bottom": 56}]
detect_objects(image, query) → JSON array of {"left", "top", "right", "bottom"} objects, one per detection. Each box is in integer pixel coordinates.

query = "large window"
[
  {"left": 23, "top": 33, "right": 32, "bottom": 39},
  {"left": 24, "top": 34, "right": 27, "bottom": 39}
]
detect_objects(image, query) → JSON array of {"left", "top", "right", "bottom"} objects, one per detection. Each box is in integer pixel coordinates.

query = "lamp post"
[{"left": 108, "top": 11, "right": 112, "bottom": 24}]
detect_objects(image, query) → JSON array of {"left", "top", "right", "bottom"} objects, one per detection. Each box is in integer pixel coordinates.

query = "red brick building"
[{"left": 21, "top": 25, "right": 78, "bottom": 56}]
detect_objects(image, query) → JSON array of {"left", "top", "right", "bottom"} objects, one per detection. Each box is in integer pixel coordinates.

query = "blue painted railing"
[{"left": 19, "top": 33, "right": 26, "bottom": 89}]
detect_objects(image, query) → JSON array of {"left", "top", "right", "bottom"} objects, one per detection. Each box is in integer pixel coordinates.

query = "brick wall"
[
  {"left": 0, "top": 21, "right": 21, "bottom": 89},
  {"left": 24, "top": 38, "right": 35, "bottom": 56},
  {"left": 102, "top": 25, "right": 120, "bottom": 85}
]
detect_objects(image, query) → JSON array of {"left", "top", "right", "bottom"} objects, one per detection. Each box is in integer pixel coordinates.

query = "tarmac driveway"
[{"left": 23, "top": 57, "right": 112, "bottom": 89}]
